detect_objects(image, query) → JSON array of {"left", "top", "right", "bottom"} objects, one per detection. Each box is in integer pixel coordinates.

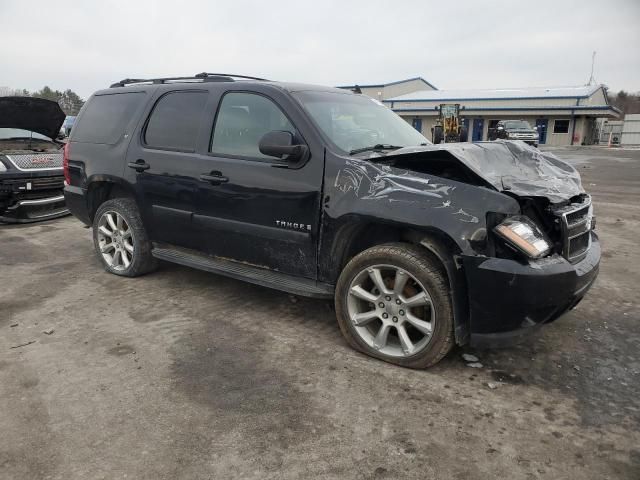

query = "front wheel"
[
  {"left": 92, "top": 197, "right": 157, "bottom": 277},
  {"left": 335, "top": 243, "right": 454, "bottom": 368}
]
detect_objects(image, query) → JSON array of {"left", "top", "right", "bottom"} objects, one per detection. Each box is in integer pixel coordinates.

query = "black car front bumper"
[
  {"left": 0, "top": 172, "right": 69, "bottom": 223},
  {"left": 462, "top": 232, "right": 600, "bottom": 347}
]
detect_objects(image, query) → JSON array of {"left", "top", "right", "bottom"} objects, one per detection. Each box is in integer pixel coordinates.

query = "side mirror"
[
  {"left": 259, "top": 131, "right": 307, "bottom": 162},
  {"left": 497, "top": 126, "right": 504, "bottom": 131}
]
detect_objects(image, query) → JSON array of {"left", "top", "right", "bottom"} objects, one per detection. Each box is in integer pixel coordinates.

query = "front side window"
[
  {"left": 210, "top": 92, "right": 296, "bottom": 160},
  {"left": 553, "top": 119, "right": 570, "bottom": 134},
  {"left": 145, "top": 91, "right": 208, "bottom": 151},
  {"left": 293, "top": 91, "right": 429, "bottom": 154}
]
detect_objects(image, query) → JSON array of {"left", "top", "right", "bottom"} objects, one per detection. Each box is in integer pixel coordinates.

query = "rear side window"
[
  {"left": 144, "top": 91, "right": 208, "bottom": 151},
  {"left": 72, "top": 92, "right": 145, "bottom": 144},
  {"left": 210, "top": 92, "right": 296, "bottom": 160}
]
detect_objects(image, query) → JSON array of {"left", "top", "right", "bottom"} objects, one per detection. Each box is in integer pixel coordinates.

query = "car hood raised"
[
  {"left": 386, "top": 140, "right": 583, "bottom": 204},
  {"left": 0, "top": 97, "right": 66, "bottom": 140}
]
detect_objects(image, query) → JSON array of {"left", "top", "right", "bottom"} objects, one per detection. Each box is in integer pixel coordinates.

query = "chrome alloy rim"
[
  {"left": 346, "top": 264, "right": 435, "bottom": 357},
  {"left": 97, "top": 211, "right": 134, "bottom": 271}
]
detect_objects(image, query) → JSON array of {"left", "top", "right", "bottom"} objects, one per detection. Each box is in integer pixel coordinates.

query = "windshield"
[
  {"left": 0, "top": 128, "right": 51, "bottom": 141},
  {"left": 504, "top": 120, "right": 533, "bottom": 130},
  {"left": 293, "top": 91, "right": 429, "bottom": 154}
]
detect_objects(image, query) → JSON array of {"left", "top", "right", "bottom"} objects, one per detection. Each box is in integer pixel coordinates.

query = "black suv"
[{"left": 64, "top": 73, "right": 600, "bottom": 368}]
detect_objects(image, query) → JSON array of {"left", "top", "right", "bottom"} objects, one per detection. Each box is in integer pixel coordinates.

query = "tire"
[
  {"left": 433, "top": 126, "right": 444, "bottom": 144},
  {"left": 92, "top": 197, "right": 157, "bottom": 277},
  {"left": 335, "top": 243, "right": 454, "bottom": 369}
]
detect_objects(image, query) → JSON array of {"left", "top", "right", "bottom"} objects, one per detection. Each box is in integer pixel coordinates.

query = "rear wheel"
[
  {"left": 92, "top": 198, "right": 157, "bottom": 277},
  {"left": 335, "top": 243, "right": 454, "bottom": 368}
]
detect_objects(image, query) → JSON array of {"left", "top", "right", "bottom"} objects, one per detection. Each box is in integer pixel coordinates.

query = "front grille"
[
  {"left": 554, "top": 196, "right": 593, "bottom": 263},
  {"left": 569, "top": 233, "right": 590, "bottom": 259},
  {"left": 5, "top": 153, "right": 63, "bottom": 170},
  {"left": 510, "top": 133, "right": 536, "bottom": 139}
]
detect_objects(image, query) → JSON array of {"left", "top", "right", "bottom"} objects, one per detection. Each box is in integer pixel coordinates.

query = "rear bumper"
[
  {"left": 463, "top": 232, "right": 600, "bottom": 347},
  {"left": 63, "top": 184, "right": 91, "bottom": 226}
]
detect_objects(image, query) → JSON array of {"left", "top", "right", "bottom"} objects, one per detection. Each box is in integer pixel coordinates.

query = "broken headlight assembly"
[{"left": 494, "top": 216, "right": 551, "bottom": 259}]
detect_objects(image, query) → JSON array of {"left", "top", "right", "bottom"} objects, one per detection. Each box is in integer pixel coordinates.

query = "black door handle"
[
  {"left": 200, "top": 172, "right": 229, "bottom": 185},
  {"left": 128, "top": 160, "right": 150, "bottom": 172}
]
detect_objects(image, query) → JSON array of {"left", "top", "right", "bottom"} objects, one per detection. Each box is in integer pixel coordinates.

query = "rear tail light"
[{"left": 63, "top": 143, "right": 71, "bottom": 185}]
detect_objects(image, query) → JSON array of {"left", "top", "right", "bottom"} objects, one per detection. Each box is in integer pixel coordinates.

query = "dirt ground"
[{"left": 1, "top": 146, "right": 638, "bottom": 480}]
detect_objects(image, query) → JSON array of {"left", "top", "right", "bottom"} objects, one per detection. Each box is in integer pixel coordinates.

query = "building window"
[{"left": 553, "top": 119, "right": 570, "bottom": 134}]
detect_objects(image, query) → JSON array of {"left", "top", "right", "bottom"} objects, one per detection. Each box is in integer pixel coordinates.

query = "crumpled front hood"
[
  {"left": 386, "top": 140, "right": 584, "bottom": 204},
  {"left": 0, "top": 97, "right": 66, "bottom": 140}
]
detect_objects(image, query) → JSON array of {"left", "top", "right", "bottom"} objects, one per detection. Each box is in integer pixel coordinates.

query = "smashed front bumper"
[
  {"left": 0, "top": 174, "right": 69, "bottom": 223},
  {"left": 462, "top": 232, "right": 600, "bottom": 347}
]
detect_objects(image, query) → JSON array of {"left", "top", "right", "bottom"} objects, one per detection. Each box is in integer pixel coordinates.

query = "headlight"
[{"left": 494, "top": 216, "right": 551, "bottom": 258}]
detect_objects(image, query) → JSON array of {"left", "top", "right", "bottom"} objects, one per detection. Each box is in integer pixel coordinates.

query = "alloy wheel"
[
  {"left": 97, "top": 211, "right": 134, "bottom": 271},
  {"left": 346, "top": 264, "right": 436, "bottom": 358}
]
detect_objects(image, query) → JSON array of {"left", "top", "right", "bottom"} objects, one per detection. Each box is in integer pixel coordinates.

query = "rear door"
[
  {"left": 193, "top": 89, "right": 324, "bottom": 279},
  {"left": 124, "top": 89, "right": 210, "bottom": 249}
]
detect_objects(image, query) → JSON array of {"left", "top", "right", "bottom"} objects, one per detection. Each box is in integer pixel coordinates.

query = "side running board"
[{"left": 152, "top": 246, "right": 334, "bottom": 299}]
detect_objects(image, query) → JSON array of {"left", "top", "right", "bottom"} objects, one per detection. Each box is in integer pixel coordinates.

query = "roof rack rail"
[
  {"left": 110, "top": 73, "right": 269, "bottom": 88},
  {"left": 194, "top": 72, "right": 269, "bottom": 81}
]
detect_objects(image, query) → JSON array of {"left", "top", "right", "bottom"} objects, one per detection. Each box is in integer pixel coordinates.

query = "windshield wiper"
[{"left": 349, "top": 144, "right": 404, "bottom": 155}]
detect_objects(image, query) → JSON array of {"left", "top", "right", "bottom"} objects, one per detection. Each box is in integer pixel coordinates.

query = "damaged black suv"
[
  {"left": 1, "top": 97, "right": 69, "bottom": 223},
  {"left": 64, "top": 73, "right": 600, "bottom": 368}
]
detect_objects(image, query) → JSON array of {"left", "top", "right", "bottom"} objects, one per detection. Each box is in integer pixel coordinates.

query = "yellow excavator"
[{"left": 432, "top": 104, "right": 468, "bottom": 143}]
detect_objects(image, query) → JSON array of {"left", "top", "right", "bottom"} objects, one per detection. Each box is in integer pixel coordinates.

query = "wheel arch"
[
  {"left": 86, "top": 176, "right": 137, "bottom": 222},
  {"left": 328, "top": 219, "right": 470, "bottom": 345}
]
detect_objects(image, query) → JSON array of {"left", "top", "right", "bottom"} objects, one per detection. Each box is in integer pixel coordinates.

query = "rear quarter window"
[{"left": 72, "top": 92, "right": 146, "bottom": 145}]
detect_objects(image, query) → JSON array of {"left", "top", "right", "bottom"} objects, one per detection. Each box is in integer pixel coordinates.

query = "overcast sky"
[{"left": 1, "top": 0, "right": 638, "bottom": 99}]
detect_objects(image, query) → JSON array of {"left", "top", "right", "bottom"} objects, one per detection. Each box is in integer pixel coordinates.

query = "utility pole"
[{"left": 587, "top": 51, "right": 597, "bottom": 86}]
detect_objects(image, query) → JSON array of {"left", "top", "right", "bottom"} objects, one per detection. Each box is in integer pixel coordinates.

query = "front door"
[
  {"left": 472, "top": 118, "right": 484, "bottom": 142},
  {"left": 536, "top": 119, "right": 548, "bottom": 144},
  {"left": 194, "top": 91, "right": 323, "bottom": 279},
  {"left": 124, "top": 89, "right": 210, "bottom": 250}
]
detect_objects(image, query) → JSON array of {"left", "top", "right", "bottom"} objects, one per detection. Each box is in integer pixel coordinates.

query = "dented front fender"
[{"left": 322, "top": 154, "right": 520, "bottom": 257}]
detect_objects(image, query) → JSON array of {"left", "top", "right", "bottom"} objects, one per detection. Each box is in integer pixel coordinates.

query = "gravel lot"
[{"left": 1, "top": 146, "right": 638, "bottom": 480}]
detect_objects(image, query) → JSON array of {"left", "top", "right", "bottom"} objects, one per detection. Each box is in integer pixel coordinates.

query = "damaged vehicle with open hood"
[
  {"left": 63, "top": 74, "right": 600, "bottom": 368},
  {"left": 0, "top": 96, "right": 69, "bottom": 223}
]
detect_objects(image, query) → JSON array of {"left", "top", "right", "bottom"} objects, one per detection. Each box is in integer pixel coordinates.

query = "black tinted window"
[
  {"left": 211, "top": 92, "right": 295, "bottom": 159},
  {"left": 145, "top": 91, "right": 208, "bottom": 151},
  {"left": 72, "top": 92, "right": 145, "bottom": 144}
]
